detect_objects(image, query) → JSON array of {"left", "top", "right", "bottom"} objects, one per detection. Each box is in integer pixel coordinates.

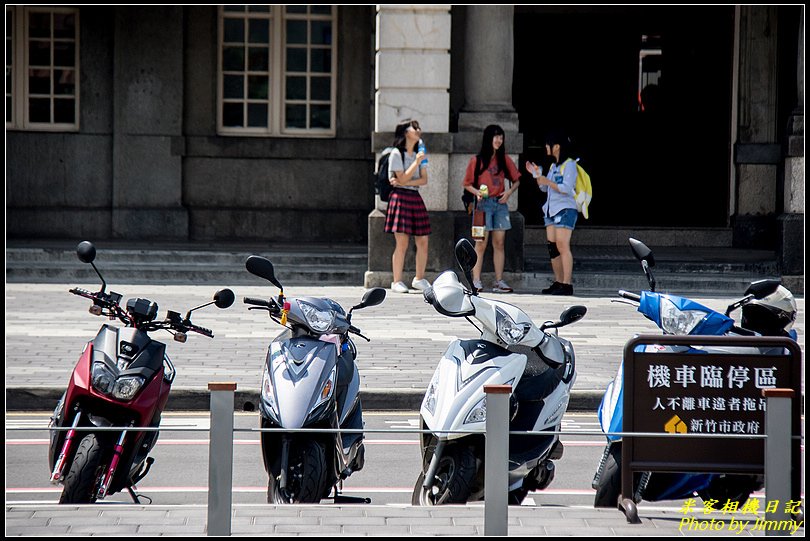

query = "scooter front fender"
[{"left": 598, "top": 362, "right": 624, "bottom": 441}]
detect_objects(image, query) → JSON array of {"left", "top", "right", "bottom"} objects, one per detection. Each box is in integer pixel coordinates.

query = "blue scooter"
[{"left": 592, "top": 238, "right": 798, "bottom": 508}]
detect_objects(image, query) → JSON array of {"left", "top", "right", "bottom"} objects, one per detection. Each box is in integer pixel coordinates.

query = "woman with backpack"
[
  {"left": 385, "top": 119, "right": 431, "bottom": 293},
  {"left": 526, "top": 131, "right": 578, "bottom": 296},
  {"left": 462, "top": 124, "right": 521, "bottom": 293}
]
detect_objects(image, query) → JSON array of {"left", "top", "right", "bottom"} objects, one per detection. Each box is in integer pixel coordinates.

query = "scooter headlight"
[
  {"left": 464, "top": 396, "right": 487, "bottom": 425},
  {"left": 261, "top": 365, "right": 279, "bottom": 414},
  {"left": 660, "top": 297, "right": 707, "bottom": 335},
  {"left": 92, "top": 362, "right": 144, "bottom": 400},
  {"left": 495, "top": 307, "right": 531, "bottom": 345},
  {"left": 423, "top": 371, "right": 440, "bottom": 415},
  {"left": 298, "top": 300, "right": 335, "bottom": 333},
  {"left": 112, "top": 376, "right": 145, "bottom": 400},
  {"left": 91, "top": 362, "right": 116, "bottom": 395}
]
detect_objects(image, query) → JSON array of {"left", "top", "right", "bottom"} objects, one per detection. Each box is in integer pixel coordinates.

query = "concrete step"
[
  {"left": 6, "top": 239, "right": 801, "bottom": 296},
  {"left": 523, "top": 225, "right": 734, "bottom": 247},
  {"left": 6, "top": 241, "right": 368, "bottom": 286},
  {"left": 525, "top": 245, "right": 779, "bottom": 275}
]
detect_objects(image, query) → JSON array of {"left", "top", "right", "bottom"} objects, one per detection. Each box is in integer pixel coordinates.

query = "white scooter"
[{"left": 412, "top": 239, "right": 587, "bottom": 505}]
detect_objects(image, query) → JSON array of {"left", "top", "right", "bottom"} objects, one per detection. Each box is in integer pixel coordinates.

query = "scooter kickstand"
[
  {"left": 331, "top": 485, "right": 371, "bottom": 504},
  {"left": 127, "top": 486, "right": 152, "bottom": 504}
]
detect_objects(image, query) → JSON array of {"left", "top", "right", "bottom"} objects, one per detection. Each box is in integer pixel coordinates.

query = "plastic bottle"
[
  {"left": 417, "top": 139, "right": 428, "bottom": 166},
  {"left": 479, "top": 184, "right": 489, "bottom": 199}
]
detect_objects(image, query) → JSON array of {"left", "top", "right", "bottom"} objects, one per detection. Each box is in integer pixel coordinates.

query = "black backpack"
[
  {"left": 375, "top": 148, "right": 394, "bottom": 202},
  {"left": 461, "top": 156, "right": 480, "bottom": 213}
]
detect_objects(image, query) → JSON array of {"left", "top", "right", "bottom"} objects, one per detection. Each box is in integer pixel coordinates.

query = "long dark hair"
[
  {"left": 545, "top": 130, "right": 574, "bottom": 165},
  {"left": 392, "top": 119, "right": 421, "bottom": 155},
  {"left": 476, "top": 124, "right": 513, "bottom": 180}
]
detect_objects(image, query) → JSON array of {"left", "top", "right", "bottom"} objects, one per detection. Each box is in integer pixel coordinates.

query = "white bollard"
[
  {"left": 762, "top": 388, "right": 794, "bottom": 537},
  {"left": 207, "top": 382, "right": 236, "bottom": 536},
  {"left": 484, "top": 384, "right": 511, "bottom": 536}
]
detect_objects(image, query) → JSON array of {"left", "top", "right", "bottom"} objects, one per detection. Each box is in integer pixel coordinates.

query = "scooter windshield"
[
  {"left": 425, "top": 271, "right": 474, "bottom": 317},
  {"left": 639, "top": 291, "right": 734, "bottom": 336}
]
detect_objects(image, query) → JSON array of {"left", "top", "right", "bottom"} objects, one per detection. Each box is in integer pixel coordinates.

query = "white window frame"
[
  {"left": 217, "top": 5, "right": 337, "bottom": 138},
  {"left": 6, "top": 5, "right": 80, "bottom": 131}
]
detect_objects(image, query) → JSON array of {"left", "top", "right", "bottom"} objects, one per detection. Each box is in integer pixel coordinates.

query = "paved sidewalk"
[
  {"left": 6, "top": 283, "right": 804, "bottom": 411},
  {"left": 6, "top": 502, "right": 805, "bottom": 536}
]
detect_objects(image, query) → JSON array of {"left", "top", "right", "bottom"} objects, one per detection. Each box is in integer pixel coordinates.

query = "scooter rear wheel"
[
  {"left": 59, "top": 433, "right": 108, "bottom": 504},
  {"left": 267, "top": 440, "right": 328, "bottom": 504},
  {"left": 411, "top": 445, "right": 476, "bottom": 505}
]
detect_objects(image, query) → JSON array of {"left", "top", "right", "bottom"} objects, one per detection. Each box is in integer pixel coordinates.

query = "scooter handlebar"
[
  {"left": 244, "top": 296, "right": 273, "bottom": 308},
  {"left": 618, "top": 290, "right": 641, "bottom": 302}
]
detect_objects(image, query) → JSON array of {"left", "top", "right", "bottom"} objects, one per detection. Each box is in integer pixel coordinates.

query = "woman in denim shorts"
[
  {"left": 526, "top": 132, "right": 578, "bottom": 295},
  {"left": 462, "top": 124, "right": 521, "bottom": 293}
]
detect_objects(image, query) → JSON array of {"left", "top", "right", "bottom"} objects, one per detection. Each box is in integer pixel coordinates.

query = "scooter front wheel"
[
  {"left": 59, "top": 433, "right": 108, "bottom": 504},
  {"left": 411, "top": 445, "right": 476, "bottom": 505},
  {"left": 267, "top": 440, "right": 328, "bottom": 504},
  {"left": 593, "top": 443, "right": 622, "bottom": 508}
]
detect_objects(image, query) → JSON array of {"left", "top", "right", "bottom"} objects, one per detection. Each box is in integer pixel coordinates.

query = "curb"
[{"left": 5, "top": 387, "right": 605, "bottom": 413}]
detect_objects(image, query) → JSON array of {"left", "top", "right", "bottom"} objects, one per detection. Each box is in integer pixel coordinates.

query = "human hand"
[
  {"left": 415, "top": 151, "right": 426, "bottom": 162},
  {"left": 526, "top": 161, "right": 542, "bottom": 178}
]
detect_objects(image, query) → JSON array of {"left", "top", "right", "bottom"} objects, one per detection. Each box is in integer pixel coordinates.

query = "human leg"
[
  {"left": 411, "top": 235, "right": 430, "bottom": 290},
  {"left": 555, "top": 228, "right": 573, "bottom": 285},
  {"left": 392, "top": 232, "right": 410, "bottom": 286},
  {"left": 546, "top": 226, "right": 562, "bottom": 282},
  {"left": 472, "top": 233, "right": 489, "bottom": 289},
  {"left": 491, "top": 230, "right": 506, "bottom": 281}
]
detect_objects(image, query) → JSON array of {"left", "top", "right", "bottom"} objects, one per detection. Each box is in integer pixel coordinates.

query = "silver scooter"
[{"left": 243, "top": 255, "right": 386, "bottom": 503}]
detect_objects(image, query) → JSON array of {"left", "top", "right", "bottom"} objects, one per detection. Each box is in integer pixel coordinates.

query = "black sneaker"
[
  {"left": 552, "top": 283, "right": 574, "bottom": 296},
  {"left": 541, "top": 281, "right": 562, "bottom": 294}
]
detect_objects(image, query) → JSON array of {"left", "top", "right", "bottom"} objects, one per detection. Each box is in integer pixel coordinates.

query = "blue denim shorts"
[
  {"left": 480, "top": 197, "right": 511, "bottom": 231},
  {"left": 543, "top": 208, "right": 578, "bottom": 230}
]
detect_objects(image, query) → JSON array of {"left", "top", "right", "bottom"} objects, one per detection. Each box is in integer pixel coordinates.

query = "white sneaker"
[
  {"left": 411, "top": 278, "right": 431, "bottom": 291},
  {"left": 492, "top": 280, "right": 513, "bottom": 293},
  {"left": 391, "top": 281, "right": 409, "bottom": 293},
  {"left": 472, "top": 280, "right": 483, "bottom": 293}
]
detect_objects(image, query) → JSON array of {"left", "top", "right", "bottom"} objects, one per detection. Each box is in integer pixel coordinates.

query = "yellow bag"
[{"left": 561, "top": 158, "right": 592, "bottom": 219}]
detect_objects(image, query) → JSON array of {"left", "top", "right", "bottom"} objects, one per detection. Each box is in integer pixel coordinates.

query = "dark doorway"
[{"left": 513, "top": 6, "right": 735, "bottom": 227}]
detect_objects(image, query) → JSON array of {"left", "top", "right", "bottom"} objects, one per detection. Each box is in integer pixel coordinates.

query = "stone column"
[
  {"left": 778, "top": 5, "right": 804, "bottom": 279},
  {"left": 112, "top": 6, "right": 187, "bottom": 239},
  {"left": 733, "top": 6, "right": 780, "bottom": 248},
  {"left": 366, "top": 5, "right": 454, "bottom": 288},
  {"left": 452, "top": 5, "right": 523, "bottom": 276}
]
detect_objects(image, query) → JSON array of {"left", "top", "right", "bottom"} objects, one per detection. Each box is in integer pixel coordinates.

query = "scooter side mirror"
[
  {"left": 454, "top": 238, "right": 478, "bottom": 293},
  {"left": 214, "top": 288, "right": 235, "bottom": 309},
  {"left": 559, "top": 305, "right": 587, "bottom": 326},
  {"left": 455, "top": 238, "right": 478, "bottom": 272},
  {"left": 541, "top": 305, "right": 588, "bottom": 331},
  {"left": 353, "top": 287, "right": 386, "bottom": 311},
  {"left": 77, "top": 241, "right": 96, "bottom": 264},
  {"left": 744, "top": 279, "right": 780, "bottom": 300},
  {"left": 246, "top": 255, "right": 283, "bottom": 290},
  {"left": 628, "top": 238, "right": 655, "bottom": 267}
]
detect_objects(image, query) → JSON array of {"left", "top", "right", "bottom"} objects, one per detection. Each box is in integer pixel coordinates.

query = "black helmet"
[{"left": 740, "top": 285, "right": 797, "bottom": 336}]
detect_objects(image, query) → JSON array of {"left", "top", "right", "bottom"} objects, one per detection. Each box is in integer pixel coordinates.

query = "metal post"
[
  {"left": 484, "top": 384, "right": 511, "bottom": 537},
  {"left": 762, "top": 389, "right": 794, "bottom": 536},
  {"left": 207, "top": 382, "right": 236, "bottom": 536}
]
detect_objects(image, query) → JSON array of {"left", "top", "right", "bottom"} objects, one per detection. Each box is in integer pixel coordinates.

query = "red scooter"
[{"left": 48, "top": 241, "right": 234, "bottom": 503}]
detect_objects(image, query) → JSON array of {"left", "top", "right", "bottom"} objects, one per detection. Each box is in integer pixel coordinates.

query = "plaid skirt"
[{"left": 384, "top": 188, "right": 431, "bottom": 236}]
